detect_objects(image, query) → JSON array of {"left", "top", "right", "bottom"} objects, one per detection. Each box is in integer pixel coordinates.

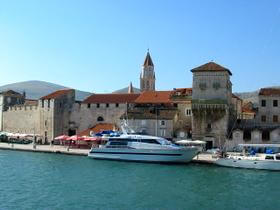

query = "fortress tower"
[{"left": 191, "top": 62, "right": 233, "bottom": 148}]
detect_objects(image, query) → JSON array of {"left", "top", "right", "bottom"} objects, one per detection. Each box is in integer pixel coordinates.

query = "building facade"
[
  {"left": 191, "top": 62, "right": 233, "bottom": 148},
  {"left": 256, "top": 88, "right": 280, "bottom": 124}
]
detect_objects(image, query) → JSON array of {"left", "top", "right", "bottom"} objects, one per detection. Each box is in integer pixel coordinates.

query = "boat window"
[
  {"left": 109, "top": 141, "right": 128, "bottom": 146},
  {"left": 265, "top": 155, "right": 274, "bottom": 160},
  {"left": 141, "top": 139, "right": 161, "bottom": 144},
  {"left": 109, "top": 138, "right": 137, "bottom": 142},
  {"left": 276, "top": 156, "right": 280, "bottom": 160}
]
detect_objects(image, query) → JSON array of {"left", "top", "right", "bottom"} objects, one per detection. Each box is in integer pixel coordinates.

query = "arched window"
[{"left": 97, "top": 116, "right": 104, "bottom": 122}]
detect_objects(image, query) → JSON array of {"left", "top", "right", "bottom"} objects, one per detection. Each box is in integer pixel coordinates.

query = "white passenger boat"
[
  {"left": 88, "top": 134, "right": 198, "bottom": 163},
  {"left": 215, "top": 144, "right": 280, "bottom": 171}
]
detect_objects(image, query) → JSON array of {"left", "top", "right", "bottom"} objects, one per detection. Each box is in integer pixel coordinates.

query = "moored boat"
[
  {"left": 88, "top": 134, "right": 198, "bottom": 163},
  {"left": 215, "top": 144, "right": 280, "bottom": 171}
]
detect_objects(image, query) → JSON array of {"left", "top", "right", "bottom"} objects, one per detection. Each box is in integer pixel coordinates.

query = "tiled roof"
[
  {"left": 242, "top": 107, "right": 256, "bottom": 114},
  {"left": 83, "top": 93, "right": 140, "bottom": 104},
  {"left": 40, "top": 89, "right": 74, "bottom": 100},
  {"left": 173, "top": 88, "right": 192, "bottom": 96},
  {"left": 134, "top": 91, "right": 173, "bottom": 104},
  {"left": 143, "top": 52, "right": 154, "bottom": 66},
  {"left": 259, "top": 88, "right": 280, "bottom": 96},
  {"left": 191, "top": 62, "right": 232, "bottom": 76},
  {"left": 78, "top": 123, "right": 116, "bottom": 136},
  {"left": 24, "top": 99, "right": 38, "bottom": 106},
  {"left": 232, "top": 94, "right": 242, "bottom": 101},
  {"left": 242, "top": 101, "right": 253, "bottom": 109},
  {"left": 0, "top": 90, "right": 22, "bottom": 96}
]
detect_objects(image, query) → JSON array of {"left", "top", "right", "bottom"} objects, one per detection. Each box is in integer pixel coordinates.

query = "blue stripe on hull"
[{"left": 89, "top": 151, "right": 182, "bottom": 156}]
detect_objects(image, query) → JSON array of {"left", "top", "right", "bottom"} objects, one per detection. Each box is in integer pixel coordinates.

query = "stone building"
[
  {"left": 241, "top": 101, "right": 256, "bottom": 119},
  {"left": 224, "top": 88, "right": 280, "bottom": 149},
  {"left": 39, "top": 89, "right": 75, "bottom": 142},
  {"left": 126, "top": 91, "right": 176, "bottom": 138},
  {"left": 256, "top": 88, "right": 280, "bottom": 124},
  {"left": 231, "top": 94, "right": 242, "bottom": 119},
  {"left": 140, "top": 51, "right": 155, "bottom": 92},
  {"left": 0, "top": 90, "right": 25, "bottom": 131},
  {"left": 191, "top": 62, "right": 233, "bottom": 148},
  {"left": 71, "top": 93, "right": 140, "bottom": 134},
  {"left": 2, "top": 89, "right": 75, "bottom": 143},
  {"left": 171, "top": 88, "right": 192, "bottom": 139}
]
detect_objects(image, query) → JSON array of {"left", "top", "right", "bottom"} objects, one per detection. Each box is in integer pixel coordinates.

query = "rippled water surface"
[{"left": 0, "top": 150, "right": 280, "bottom": 210}]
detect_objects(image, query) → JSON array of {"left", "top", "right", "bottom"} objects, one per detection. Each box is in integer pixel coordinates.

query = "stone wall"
[
  {"left": 226, "top": 128, "right": 280, "bottom": 150},
  {"left": 38, "top": 99, "right": 54, "bottom": 143},
  {"left": 173, "top": 102, "right": 192, "bottom": 138},
  {"left": 127, "top": 119, "right": 173, "bottom": 138},
  {"left": 192, "top": 72, "right": 232, "bottom": 103},
  {"left": 256, "top": 95, "right": 280, "bottom": 123},
  {"left": 192, "top": 107, "right": 229, "bottom": 147},
  {"left": 70, "top": 103, "right": 129, "bottom": 133},
  {"left": 3, "top": 105, "right": 40, "bottom": 135}
]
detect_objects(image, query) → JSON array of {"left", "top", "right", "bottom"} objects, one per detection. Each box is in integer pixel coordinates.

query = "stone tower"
[
  {"left": 128, "top": 82, "right": 134, "bottom": 93},
  {"left": 191, "top": 62, "right": 232, "bottom": 148},
  {"left": 140, "top": 50, "right": 155, "bottom": 92}
]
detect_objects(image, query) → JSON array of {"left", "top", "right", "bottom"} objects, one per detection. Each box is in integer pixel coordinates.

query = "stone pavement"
[{"left": 0, "top": 142, "right": 89, "bottom": 156}]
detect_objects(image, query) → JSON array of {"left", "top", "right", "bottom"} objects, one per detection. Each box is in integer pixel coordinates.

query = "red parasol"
[
  {"left": 54, "top": 135, "right": 69, "bottom": 140},
  {"left": 82, "top": 136, "right": 102, "bottom": 141},
  {"left": 66, "top": 135, "right": 84, "bottom": 141}
]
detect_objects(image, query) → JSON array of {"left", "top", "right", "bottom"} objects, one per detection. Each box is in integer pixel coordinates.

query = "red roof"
[
  {"left": 40, "top": 89, "right": 74, "bottom": 100},
  {"left": 259, "top": 88, "right": 280, "bottom": 96},
  {"left": 232, "top": 94, "right": 242, "bottom": 101},
  {"left": 83, "top": 93, "right": 140, "bottom": 104},
  {"left": 191, "top": 62, "right": 232, "bottom": 76},
  {"left": 173, "top": 88, "right": 192, "bottom": 96},
  {"left": 78, "top": 123, "right": 116, "bottom": 136},
  {"left": 242, "top": 107, "right": 256, "bottom": 114},
  {"left": 134, "top": 91, "right": 173, "bottom": 104}
]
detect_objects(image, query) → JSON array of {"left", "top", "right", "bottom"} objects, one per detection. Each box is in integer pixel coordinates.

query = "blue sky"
[{"left": 0, "top": 0, "right": 279, "bottom": 93}]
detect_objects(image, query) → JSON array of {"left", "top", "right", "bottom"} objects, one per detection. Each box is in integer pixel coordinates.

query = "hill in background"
[{"left": 0, "top": 80, "right": 92, "bottom": 101}]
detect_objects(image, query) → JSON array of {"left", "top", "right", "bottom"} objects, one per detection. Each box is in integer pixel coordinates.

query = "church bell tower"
[{"left": 140, "top": 50, "right": 155, "bottom": 92}]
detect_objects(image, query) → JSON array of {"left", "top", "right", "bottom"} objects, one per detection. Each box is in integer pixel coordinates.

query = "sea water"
[{"left": 0, "top": 150, "right": 279, "bottom": 210}]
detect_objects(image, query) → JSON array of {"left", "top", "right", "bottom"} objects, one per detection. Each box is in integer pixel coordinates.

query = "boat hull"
[
  {"left": 88, "top": 147, "right": 198, "bottom": 163},
  {"left": 215, "top": 158, "right": 280, "bottom": 171}
]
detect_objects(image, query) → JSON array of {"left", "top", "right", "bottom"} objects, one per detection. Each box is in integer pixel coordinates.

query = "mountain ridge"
[{"left": 0, "top": 80, "right": 92, "bottom": 101}]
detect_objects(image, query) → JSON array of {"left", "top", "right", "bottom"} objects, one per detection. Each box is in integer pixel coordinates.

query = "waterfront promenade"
[
  {"left": 0, "top": 142, "right": 216, "bottom": 163},
  {"left": 0, "top": 142, "right": 88, "bottom": 156}
]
